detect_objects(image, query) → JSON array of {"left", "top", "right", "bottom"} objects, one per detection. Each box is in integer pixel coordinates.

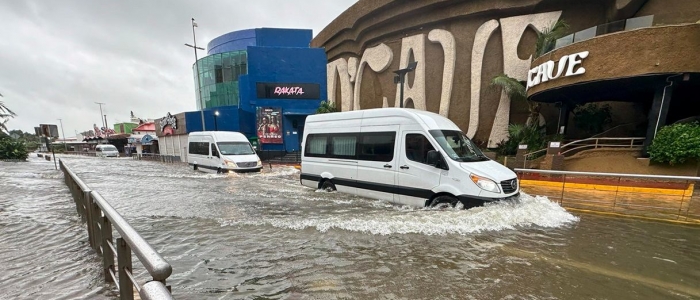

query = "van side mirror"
[
  {"left": 426, "top": 150, "right": 440, "bottom": 166},
  {"left": 426, "top": 150, "right": 449, "bottom": 170}
]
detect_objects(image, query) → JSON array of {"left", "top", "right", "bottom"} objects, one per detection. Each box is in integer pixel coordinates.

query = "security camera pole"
[{"left": 393, "top": 61, "right": 418, "bottom": 108}]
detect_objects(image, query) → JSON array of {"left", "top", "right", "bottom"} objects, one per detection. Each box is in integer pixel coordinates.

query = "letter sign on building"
[
  {"left": 527, "top": 51, "right": 589, "bottom": 90},
  {"left": 256, "top": 83, "right": 321, "bottom": 99}
]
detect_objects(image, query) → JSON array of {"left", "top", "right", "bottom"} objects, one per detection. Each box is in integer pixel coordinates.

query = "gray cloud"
[{"left": 0, "top": 0, "right": 356, "bottom": 136}]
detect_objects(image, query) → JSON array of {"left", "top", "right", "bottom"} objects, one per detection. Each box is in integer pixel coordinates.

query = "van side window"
[
  {"left": 211, "top": 143, "right": 219, "bottom": 157},
  {"left": 405, "top": 134, "right": 435, "bottom": 164},
  {"left": 359, "top": 132, "right": 395, "bottom": 162},
  {"left": 305, "top": 135, "right": 328, "bottom": 156},
  {"left": 331, "top": 135, "right": 357, "bottom": 157},
  {"left": 188, "top": 142, "right": 209, "bottom": 155}
]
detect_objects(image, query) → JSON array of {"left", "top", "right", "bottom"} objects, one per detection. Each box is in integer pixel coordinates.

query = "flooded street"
[{"left": 2, "top": 155, "right": 700, "bottom": 299}]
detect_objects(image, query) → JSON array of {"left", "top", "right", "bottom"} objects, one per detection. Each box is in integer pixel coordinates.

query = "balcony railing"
[{"left": 553, "top": 15, "right": 654, "bottom": 51}]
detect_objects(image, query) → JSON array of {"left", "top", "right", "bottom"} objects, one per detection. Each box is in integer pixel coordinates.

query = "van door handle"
[
  {"left": 383, "top": 164, "right": 392, "bottom": 168},
  {"left": 400, "top": 165, "right": 409, "bottom": 169}
]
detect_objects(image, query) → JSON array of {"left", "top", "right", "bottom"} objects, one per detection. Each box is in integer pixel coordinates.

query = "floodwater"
[{"left": 1, "top": 155, "right": 699, "bottom": 299}]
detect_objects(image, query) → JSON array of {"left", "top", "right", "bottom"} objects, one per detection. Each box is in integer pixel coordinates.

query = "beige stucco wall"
[{"left": 312, "top": 0, "right": 700, "bottom": 147}]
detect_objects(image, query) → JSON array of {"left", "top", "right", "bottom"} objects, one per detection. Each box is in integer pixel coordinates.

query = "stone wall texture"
[{"left": 311, "top": 0, "right": 700, "bottom": 147}]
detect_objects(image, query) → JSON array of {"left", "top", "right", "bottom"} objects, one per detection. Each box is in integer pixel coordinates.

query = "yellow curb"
[{"left": 521, "top": 180, "right": 694, "bottom": 197}]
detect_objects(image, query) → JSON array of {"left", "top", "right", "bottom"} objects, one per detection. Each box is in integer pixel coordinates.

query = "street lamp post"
[
  {"left": 57, "top": 118, "right": 67, "bottom": 151},
  {"left": 214, "top": 111, "right": 219, "bottom": 131},
  {"left": 393, "top": 61, "right": 418, "bottom": 108},
  {"left": 185, "top": 18, "right": 207, "bottom": 131},
  {"left": 95, "top": 102, "right": 106, "bottom": 128}
]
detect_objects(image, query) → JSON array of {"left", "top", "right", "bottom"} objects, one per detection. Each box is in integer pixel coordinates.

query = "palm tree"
[
  {"left": 535, "top": 19, "right": 570, "bottom": 58},
  {"left": 316, "top": 101, "right": 339, "bottom": 114},
  {"left": 491, "top": 74, "right": 540, "bottom": 127},
  {"left": 0, "top": 93, "right": 16, "bottom": 133}
]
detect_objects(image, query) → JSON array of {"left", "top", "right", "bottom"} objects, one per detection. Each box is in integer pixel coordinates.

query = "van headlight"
[
  {"left": 256, "top": 159, "right": 262, "bottom": 166},
  {"left": 470, "top": 174, "right": 501, "bottom": 193},
  {"left": 225, "top": 160, "right": 237, "bottom": 167}
]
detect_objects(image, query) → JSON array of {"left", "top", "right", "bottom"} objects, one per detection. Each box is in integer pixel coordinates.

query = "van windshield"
[
  {"left": 217, "top": 142, "right": 255, "bottom": 155},
  {"left": 429, "top": 130, "right": 489, "bottom": 162},
  {"left": 101, "top": 146, "right": 117, "bottom": 151}
]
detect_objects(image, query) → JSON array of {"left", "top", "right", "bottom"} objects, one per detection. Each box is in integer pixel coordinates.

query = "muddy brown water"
[{"left": 1, "top": 155, "right": 698, "bottom": 299}]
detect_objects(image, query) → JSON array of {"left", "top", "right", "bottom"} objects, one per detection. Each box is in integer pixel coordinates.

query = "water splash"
[{"left": 220, "top": 193, "right": 578, "bottom": 235}]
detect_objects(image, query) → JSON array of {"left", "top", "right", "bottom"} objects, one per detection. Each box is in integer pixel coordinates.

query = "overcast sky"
[{"left": 0, "top": 0, "right": 356, "bottom": 137}]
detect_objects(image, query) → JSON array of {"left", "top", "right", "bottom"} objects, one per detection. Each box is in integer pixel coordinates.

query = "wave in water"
[{"left": 219, "top": 193, "right": 579, "bottom": 235}]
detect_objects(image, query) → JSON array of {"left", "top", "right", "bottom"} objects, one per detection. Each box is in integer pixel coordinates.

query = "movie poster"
[{"left": 256, "top": 107, "right": 283, "bottom": 144}]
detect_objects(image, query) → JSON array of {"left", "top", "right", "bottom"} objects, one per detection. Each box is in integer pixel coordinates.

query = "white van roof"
[
  {"left": 188, "top": 131, "right": 248, "bottom": 141},
  {"left": 305, "top": 108, "right": 460, "bottom": 131}
]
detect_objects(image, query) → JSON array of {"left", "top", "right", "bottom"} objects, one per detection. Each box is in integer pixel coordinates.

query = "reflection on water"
[{"left": 1, "top": 155, "right": 699, "bottom": 299}]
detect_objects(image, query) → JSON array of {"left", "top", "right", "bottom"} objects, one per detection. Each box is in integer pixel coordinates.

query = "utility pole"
[
  {"left": 185, "top": 18, "right": 207, "bottom": 131},
  {"left": 95, "top": 102, "right": 106, "bottom": 128},
  {"left": 57, "top": 118, "right": 67, "bottom": 151}
]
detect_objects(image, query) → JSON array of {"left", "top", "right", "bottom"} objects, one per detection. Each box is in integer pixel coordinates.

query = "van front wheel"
[
  {"left": 430, "top": 195, "right": 458, "bottom": 209},
  {"left": 320, "top": 180, "right": 336, "bottom": 192}
]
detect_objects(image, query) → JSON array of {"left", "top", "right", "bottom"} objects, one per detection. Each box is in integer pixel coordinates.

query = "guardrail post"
[
  {"left": 101, "top": 216, "right": 115, "bottom": 283},
  {"left": 89, "top": 197, "right": 102, "bottom": 252},
  {"left": 117, "top": 237, "right": 134, "bottom": 300},
  {"left": 515, "top": 145, "right": 528, "bottom": 168},
  {"left": 84, "top": 191, "right": 94, "bottom": 245}
]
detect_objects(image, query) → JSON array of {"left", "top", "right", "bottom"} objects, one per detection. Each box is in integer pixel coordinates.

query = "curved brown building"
[{"left": 312, "top": 0, "right": 700, "bottom": 149}]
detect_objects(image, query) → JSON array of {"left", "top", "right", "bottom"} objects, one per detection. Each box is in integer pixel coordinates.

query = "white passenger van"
[
  {"left": 95, "top": 144, "right": 119, "bottom": 157},
  {"left": 300, "top": 108, "right": 519, "bottom": 209},
  {"left": 187, "top": 131, "right": 262, "bottom": 173}
]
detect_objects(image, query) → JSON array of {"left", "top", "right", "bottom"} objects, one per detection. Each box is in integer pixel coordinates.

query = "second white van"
[
  {"left": 300, "top": 108, "right": 519, "bottom": 209},
  {"left": 95, "top": 144, "right": 119, "bottom": 157},
  {"left": 188, "top": 131, "right": 262, "bottom": 173}
]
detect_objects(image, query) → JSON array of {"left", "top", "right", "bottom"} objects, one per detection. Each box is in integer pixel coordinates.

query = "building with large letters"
[
  {"left": 157, "top": 28, "right": 328, "bottom": 158},
  {"left": 312, "top": 0, "right": 700, "bottom": 150}
]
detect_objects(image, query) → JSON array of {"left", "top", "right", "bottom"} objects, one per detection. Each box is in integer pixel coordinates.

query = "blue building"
[{"left": 181, "top": 28, "right": 327, "bottom": 155}]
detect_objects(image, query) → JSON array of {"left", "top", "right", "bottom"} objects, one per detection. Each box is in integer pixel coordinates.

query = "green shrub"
[
  {"left": 573, "top": 103, "right": 612, "bottom": 135},
  {"left": 496, "top": 124, "right": 546, "bottom": 156},
  {"left": 648, "top": 122, "right": 700, "bottom": 165},
  {"left": 0, "top": 139, "right": 29, "bottom": 160}
]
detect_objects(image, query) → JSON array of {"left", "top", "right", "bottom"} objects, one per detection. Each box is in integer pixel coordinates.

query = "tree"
[
  {"left": 491, "top": 74, "right": 541, "bottom": 125},
  {"left": 535, "top": 19, "right": 570, "bottom": 58},
  {"left": 316, "top": 101, "right": 339, "bottom": 114},
  {"left": 0, "top": 93, "right": 16, "bottom": 133}
]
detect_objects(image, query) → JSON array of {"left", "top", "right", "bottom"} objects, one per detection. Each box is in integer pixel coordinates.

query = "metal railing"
[
  {"left": 132, "top": 153, "right": 182, "bottom": 163},
  {"left": 63, "top": 151, "right": 98, "bottom": 157},
  {"left": 60, "top": 160, "right": 174, "bottom": 300},
  {"left": 258, "top": 150, "right": 301, "bottom": 164},
  {"left": 522, "top": 137, "right": 645, "bottom": 168},
  {"left": 515, "top": 168, "right": 700, "bottom": 223},
  {"left": 558, "top": 137, "right": 645, "bottom": 156}
]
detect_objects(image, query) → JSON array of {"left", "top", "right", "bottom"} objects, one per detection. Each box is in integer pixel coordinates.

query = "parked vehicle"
[
  {"left": 187, "top": 131, "right": 262, "bottom": 173},
  {"left": 95, "top": 144, "right": 119, "bottom": 158},
  {"left": 300, "top": 108, "right": 519, "bottom": 209}
]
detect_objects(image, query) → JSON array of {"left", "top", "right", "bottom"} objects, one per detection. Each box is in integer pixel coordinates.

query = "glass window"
[
  {"left": 213, "top": 54, "right": 222, "bottom": 69},
  {"left": 359, "top": 132, "right": 395, "bottom": 162},
  {"left": 217, "top": 142, "right": 255, "bottom": 155},
  {"left": 215, "top": 67, "right": 223, "bottom": 83},
  {"left": 305, "top": 135, "right": 327, "bottom": 156},
  {"left": 429, "top": 130, "right": 489, "bottom": 163},
  {"left": 332, "top": 135, "right": 356, "bottom": 157},
  {"left": 405, "top": 134, "right": 435, "bottom": 164},
  {"left": 211, "top": 143, "right": 219, "bottom": 157}
]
